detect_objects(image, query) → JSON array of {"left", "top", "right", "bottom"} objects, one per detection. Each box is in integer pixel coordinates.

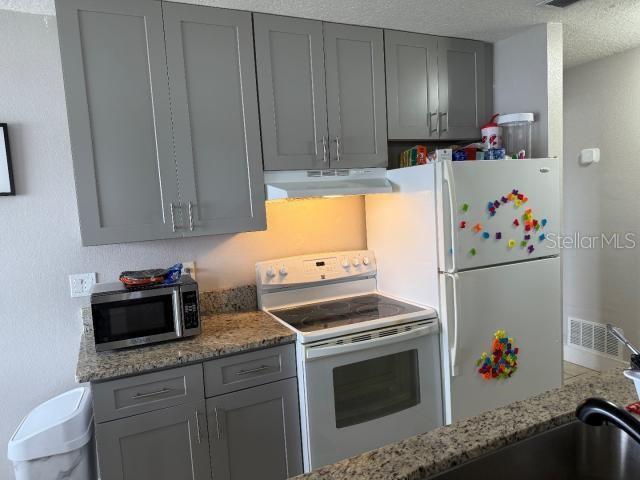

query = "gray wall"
[
  {"left": 0, "top": 10, "right": 366, "bottom": 478},
  {"left": 494, "top": 23, "right": 563, "bottom": 159},
  {"left": 563, "top": 45, "right": 640, "bottom": 368}
]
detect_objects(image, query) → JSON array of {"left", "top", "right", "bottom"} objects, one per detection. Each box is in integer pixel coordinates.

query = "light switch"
[
  {"left": 579, "top": 148, "right": 600, "bottom": 166},
  {"left": 69, "top": 273, "right": 97, "bottom": 298}
]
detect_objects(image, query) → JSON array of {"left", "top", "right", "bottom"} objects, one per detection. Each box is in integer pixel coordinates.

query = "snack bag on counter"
[{"left": 400, "top": 145, "right": 428, "bottom": 167}]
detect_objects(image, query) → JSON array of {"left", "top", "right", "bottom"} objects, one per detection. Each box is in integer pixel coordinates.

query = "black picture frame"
[{"left": 0, "top": 123, "right": 15, "bottom": 196}]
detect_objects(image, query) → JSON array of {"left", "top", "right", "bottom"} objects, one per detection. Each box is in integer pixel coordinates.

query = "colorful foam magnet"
[
  {"left": 533, "top": 219, "right": 539, "bottom": 226},
  {"left": 507, "top": 193, "right": 514, "bottom": 201},
  {"left": 528, "top": 245, "right": 535, "bottom": 254},
  {"left": 524, "top": 234, "right": 531, "bottom": 240},
  {"left": 501, "top": 196, "right": 508, "bottom": 203},
  {"left": 535, "top": 224, "right": 541, "bottom": 231},
  {"left": 541, "top": 218, "right": 548, "bottom": 227},
  {"left": 508, "top": 239, "right": 516, "bottom": 248},
  {"left": 539, "top": 233, "right": 545, "bottom": 241},
  {"left": 513, "top": 219, "right": 520, "bottom": 227},
  {"left": 482, "top": 232, "right": 490, "bottom": 239},
  {"left": 490, "top": 211, "right": 496, "bottom": 217},
  {"left": 512, "top": 189, "right": 519, "bottom": 195},
  {"left": 520, "top": 240, "right": 527, "bottom": 247},
  {"left": 514, "top": 199, "right": 522, "bottom": 208},
  {"left": 523, "top": 196, "right": 529, "bottom": 203},
  {"left": 469, "top": 248, "right": 477, "bottom": 256},
  {"left": 517, "top": 194, "right": 524, "bottom": 200},
  {"left": 494, "top": 200, "right": 500, "bottom": 208},
  {"left": 476, "top": 330, "right": 519, "bottom": 381},
  {"left": 473, "top": 223, "right": 483, "bottom": 233},
  {"left": 461, "top": 203, "right": 469, "bottom": 212},
  {"left": 460, "top": 221, "right": 467, "bottom": 229},
  {"left": 525, "top": 224, "right": 531, "bottom": 232},
  {"left": 496, "top": 232, "right": 502, "bottom": 240},
  {"left": 525, "top": 208, "right": 532, "bottom": 214},
  {"left": 487, "top": 202, "right": 494, "bottom": 210}
]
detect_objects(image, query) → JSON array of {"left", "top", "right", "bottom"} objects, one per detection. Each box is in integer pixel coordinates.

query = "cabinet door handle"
[
  {"left": 429, "top": 112, "right": 439, "bottom": 135},
  {"left": 322, "top": 135, "right": 329, "bottom": 163},
  {"left": 439, "top": 112, "right": 449, "bottom": 133},
  {"left": 169, "top": 203, "right": 177, "bottom": 232},
  {"left": 214, "top": 408, "right": 225, "bottom": 439},
  {"left": 132, "top": 387, "right": 171, "bottom": 399},
  {"left": 333, "top": 136, "right": 341, "bottom": 162},
  {"left": 187, "top": 201, "right": 194, "bottom": 231},
  {"left": 195, "top": 410, "right": 202, "bottom": 444},
  {"left": 235, "top": 365, "right": 271, "bottom": 376}
]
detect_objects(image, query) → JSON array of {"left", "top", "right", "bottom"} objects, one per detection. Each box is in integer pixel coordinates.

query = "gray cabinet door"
[
  {"left": 163, "top": 3, "right": 266, "bottom": 236},
  {"left": 324, "top": 23, "right": 388, "bottom": 168},
  {"left": 385, "top": 30, "right": 439, "bottom": 140},
  {"left": 207, "top": 378, "right": 303, "bottom": 480},
  {"left": 254, "top": 14, "right": 328, "bottom": 171},
  {"left": 56, "top": 0, "right": 181, "bottom": 245},
  {"left": 437, "top": 37, "right": 487, "bottom": 140},
  {"left": 96, "top": 401, "right": 211, "bottom": 480}
]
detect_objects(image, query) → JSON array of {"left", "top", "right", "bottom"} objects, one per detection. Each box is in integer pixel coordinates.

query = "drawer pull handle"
[
  {"left": 195, "top": 410, "right": 202, "bottom": 444},
  {"left": 132, "top": 387, "right": 172, "bottom": 399},
  {"left": 236, "top": 365, "right": 271, "bottom": 376}
]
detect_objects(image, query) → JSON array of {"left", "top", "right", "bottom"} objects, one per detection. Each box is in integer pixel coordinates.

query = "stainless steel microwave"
[{"left": 90, "top": 277, "right": 201, "bottom": 351}]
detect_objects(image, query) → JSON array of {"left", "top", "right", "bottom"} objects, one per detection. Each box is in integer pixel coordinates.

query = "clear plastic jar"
[{"left": 498, "top": 113, "right": 534, "bottom": 159}]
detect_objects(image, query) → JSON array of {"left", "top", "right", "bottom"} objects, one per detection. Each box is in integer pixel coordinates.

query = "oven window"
[
  {"left": 332, "top": 349, "right": 420, "bottom": 429},
  {"left": 93, "top": 295, "right": 175, "bottom": 344}
]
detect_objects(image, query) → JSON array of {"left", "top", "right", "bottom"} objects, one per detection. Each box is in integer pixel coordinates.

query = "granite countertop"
[
  {"left": 294, "top": 368, "right": 638, "bottom": 480},
  {"left": 76, "top": 311, "right": 295, "bottom": 383}
]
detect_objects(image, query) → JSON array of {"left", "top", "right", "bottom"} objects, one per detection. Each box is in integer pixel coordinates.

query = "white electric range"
[{"left": 256, "top": 250, "right": 444, "bottom": 471}]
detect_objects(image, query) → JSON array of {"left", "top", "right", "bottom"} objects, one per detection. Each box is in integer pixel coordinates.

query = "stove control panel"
[{"left": 256, "top": 250, "right": 376, "bottom": 288}]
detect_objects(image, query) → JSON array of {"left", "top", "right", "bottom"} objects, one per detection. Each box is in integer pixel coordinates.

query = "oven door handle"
[{"left": 305, "top": 322, "right": 439, "bottom": 361}]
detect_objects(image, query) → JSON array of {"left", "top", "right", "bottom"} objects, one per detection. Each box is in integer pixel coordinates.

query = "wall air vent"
[
  {"left": 537, "top": 0, "right": 582, "bottom": 8},
  {"left": 568, "top": 317, "right": 623, "bottom": 360}
]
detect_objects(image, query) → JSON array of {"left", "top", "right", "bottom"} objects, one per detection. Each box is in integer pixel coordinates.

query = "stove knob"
[
  {"left": 266, "top": 267, "right": 276, "bottom": 278},
  {"left": 352, "top": 258, "right": 360, "bottom": 267},
  {"left": 362, "top": 256, "right": 370, "bottom": 266},
  {"left": 341, "top": 258, "right": 350, "bottom": 268},
  {"left": 279, "top": 266, "right": 288, "bottom": 276}
]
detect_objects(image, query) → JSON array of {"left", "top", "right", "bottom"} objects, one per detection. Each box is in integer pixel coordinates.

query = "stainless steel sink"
[{"left": 432, "top": 421, "right": 640, "bottom": 479}]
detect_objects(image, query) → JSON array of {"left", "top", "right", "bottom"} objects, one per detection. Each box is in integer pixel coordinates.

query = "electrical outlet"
[
  {"left": 69, "top": 273, "right": 97, "bottom": 298},
  {"left": 181, "top": 261, "right": 196, "bottom": 280}
]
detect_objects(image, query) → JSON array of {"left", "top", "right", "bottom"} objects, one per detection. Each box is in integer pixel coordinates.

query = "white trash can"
[{"left": 7, "top": 387, "right": 97, "bottom": 480}]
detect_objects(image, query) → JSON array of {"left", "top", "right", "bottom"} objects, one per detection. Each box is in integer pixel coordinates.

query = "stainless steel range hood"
[{"left": 264, "top": 168, "right": 392, "bottom": 200}]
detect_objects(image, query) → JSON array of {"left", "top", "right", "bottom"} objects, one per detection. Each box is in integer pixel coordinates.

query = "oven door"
[
  {"left": 301, "top": 320, "right": 443, "bottom": 470},
  {"left": 91, "top": 288, "right": 181, "bottom": 351}
]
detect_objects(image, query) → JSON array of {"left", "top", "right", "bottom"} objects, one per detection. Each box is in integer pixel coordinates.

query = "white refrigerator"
[{"left": 366, "top": 158, "right": 562, "bottom": 423}]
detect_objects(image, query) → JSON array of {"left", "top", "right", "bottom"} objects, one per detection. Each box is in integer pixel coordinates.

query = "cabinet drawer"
[
  {"left": 204, "top": 344, "right": 295, "bottom": 397},
  {"left": 93, "top": 364, "right": 204, "bottom": 423}
]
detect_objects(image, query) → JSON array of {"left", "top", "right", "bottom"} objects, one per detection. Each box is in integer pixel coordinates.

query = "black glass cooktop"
[{"left": 269, "top": 294, "right": 426, "bottom": 332}]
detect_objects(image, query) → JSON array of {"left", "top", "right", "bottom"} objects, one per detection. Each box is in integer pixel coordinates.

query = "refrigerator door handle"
[
  {"left": 445, "top": 272, "right": 461, "bottom": 377},
  {"left": 442, "top": 159, "right": 457, "bottom": 273}
]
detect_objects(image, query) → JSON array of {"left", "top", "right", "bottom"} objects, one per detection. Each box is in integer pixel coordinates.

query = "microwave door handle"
[
  {"left": 173, "top": 288, "right": 183, "bottom": 337},
  {"left": 305, "top": 323, "right": 439, "bottom": 361},
  {"left": 445, "top": 272, "right": 461, "bottom": 377}
]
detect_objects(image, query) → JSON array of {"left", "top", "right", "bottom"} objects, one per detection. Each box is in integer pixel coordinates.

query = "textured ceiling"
[{"left": 2, "top": 0, "right": 639, "bottom": 68}]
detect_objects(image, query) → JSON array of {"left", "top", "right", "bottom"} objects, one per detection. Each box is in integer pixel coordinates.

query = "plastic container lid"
[
  {"left": 8, "top": 387, "right": 93, "bottom": 461},
  {"left": 497, "top": 113, "right": 534, "bottom": 125},
  {"left": 481, "top": 113, "right": 501, "bottom": 129}
]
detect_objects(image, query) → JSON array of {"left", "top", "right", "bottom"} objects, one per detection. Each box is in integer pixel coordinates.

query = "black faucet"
[{"left": 576, "top": 397, "right": 640, "bottom": 444}]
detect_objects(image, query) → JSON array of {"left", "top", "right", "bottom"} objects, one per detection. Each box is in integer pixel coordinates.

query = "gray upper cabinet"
[
  {"left": 163, "top": 3, "right": 266, "bottom": 236},
  {"left": 385, "top": 31, "right": 491, "bottom": 141},
  {"left": 437, "top": 37, "right": 488, "bottom": 140},
  {"left": 56, "top": 0, "right": 181, "bottom": 245},
  {"left": 207, "top": 378, "right": 303, "bottom": 480},
  {"left": 324, "top": 23, "right": 388, "bottom": 168},
  {"left": 95, "top": 401, "right": 211, "bottom": 480},
  {"left": 254, "top": 14, "right": 328, "bottom": 171},
  {"left": 385, "top": 30, "right": 439, "bottom": 140}
]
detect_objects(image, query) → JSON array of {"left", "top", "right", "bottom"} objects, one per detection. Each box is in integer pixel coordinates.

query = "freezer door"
[
  {"left": 437, "top": 158, "right": 560, "bottom": 272},
  {"left": 440, "top": 257, "right": 562, "bottom": 422}
]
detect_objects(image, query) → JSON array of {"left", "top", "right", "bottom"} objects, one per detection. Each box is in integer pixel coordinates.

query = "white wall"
[
  {"left": 0, "top": 9, "right": 366, "bottom": 478},
  {"left": 494, "top": 23, "right": 563, "bottom": 159},
  {"left": 564, "top": 45, "right": 640, "bottom": 368}
]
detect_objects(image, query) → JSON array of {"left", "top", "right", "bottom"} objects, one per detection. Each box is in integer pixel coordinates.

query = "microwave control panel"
[{"left": 182, "top": 290, "right": 200, "bottom": 330}]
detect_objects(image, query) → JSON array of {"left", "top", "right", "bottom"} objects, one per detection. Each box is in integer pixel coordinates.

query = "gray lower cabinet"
[
  {"left": 95, "top": 401, "right": 211, "bottom": 480},
  {"left": 56, "top": 0, "right": 266, "bottom": 245},
  {"left": 254, "top": 14, "right": 329, "bottom": 171},
  {"left": 163, "top": 3, "right": 266, "bottom": 236},
  {"left": 56, "top": 0, "right": 180, "bottom": 245},
  {"left": 207, "top": 378, "right": 303, "bottom": 480},
  {"left": 324, "top": 23, "right": 388, "bottom": 168},
  {"left": 255, "top": 15, "right": 387, "bottom": 171},
  {"left": 385, "top": 30, "right": 492, "bottom": 141}
]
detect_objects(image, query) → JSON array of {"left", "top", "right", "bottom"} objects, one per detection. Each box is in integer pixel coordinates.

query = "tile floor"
[{"left": 563, "top": 361, "right": 599, "bottom": 385}]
